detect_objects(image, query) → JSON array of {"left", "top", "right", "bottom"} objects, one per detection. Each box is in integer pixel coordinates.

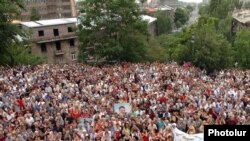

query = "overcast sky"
[{"left": 179, "top": 0, "right": 203, "bottom": 3}]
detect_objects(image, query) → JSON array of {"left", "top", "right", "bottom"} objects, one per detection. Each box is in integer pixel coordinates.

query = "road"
[{"left": 187, "top": 5, "right": 200, "bottom": 25}]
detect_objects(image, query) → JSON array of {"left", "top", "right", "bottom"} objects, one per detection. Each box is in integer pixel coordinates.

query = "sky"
[{"left": 179, "top": 0, "right": 203, "bottom": 3}]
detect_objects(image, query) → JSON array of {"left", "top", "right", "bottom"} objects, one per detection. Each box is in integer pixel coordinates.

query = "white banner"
[{"left": 173, "top": 128, "right": 204, "bottom": 141}]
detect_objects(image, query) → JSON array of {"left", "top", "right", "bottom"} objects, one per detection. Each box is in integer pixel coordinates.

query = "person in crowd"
[{"left": 0, "top": 63, "right": 249, "bottom": 140}]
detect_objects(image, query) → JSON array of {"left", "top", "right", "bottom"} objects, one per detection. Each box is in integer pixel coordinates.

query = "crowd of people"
[{"left": 0, "top": 62, "right": 250, "bottom": 141}]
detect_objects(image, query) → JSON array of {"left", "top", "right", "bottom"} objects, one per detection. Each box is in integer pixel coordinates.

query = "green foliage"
[
  {"left": 186, "top": 5, "right": 194, "bottom": 14},
  {"left": 78, "top": 0, "right": 149, "bottom": 62},
  {"left": 206, "top": 0, "right": 242, "bottom": 19},
  {"left": 30, "top": 7, "right": 41, "bottom": 21},
  {"left": 158, "top": 17, "right": 233, "bottom": 73},
  {"left": 0, "top": 0, "right": 44, "bottom": 66},
  {"left": 0, "top": 0, "right": 24, "bottom": 51},
  {"left": 199, "top": 5, "right": 209, "bottom": 16},
  {"left": 174, "top": 8, "right": 189, "bottom": 27},
  {"left": 156, "top": 11, "right": 172, "bottom": 35},
  {"left": 217, "top": 16, "right": 233, "bottom": 41},
  {"left": 157, "top": 33, "right": 184, "bottom": 61},
  {"left": 233, "top": 29, "right": 250, "bottom": 69},
  {"left": 191, "top": 19, "right": 233, "bottom": 72},
  {"left": 146, "top": 37, "right": 167, "bottom": 62},
  {"left": 243, "top": 2, "right": 250, "bottom": 9},
  {"left": 0, "top": 41, "right": 45, "bottom": 66}
]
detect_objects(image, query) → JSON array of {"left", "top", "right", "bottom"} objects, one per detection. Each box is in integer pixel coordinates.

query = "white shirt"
[{"left": 25, "top": 116, "right": 34, "bottom": 126}]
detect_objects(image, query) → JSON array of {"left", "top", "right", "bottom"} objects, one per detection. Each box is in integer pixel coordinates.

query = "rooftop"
[
  {"left": 145, "top": 5, "right": 174, "bottom": 13},
  {"left": 21, "top": 18, "right": 78, "bottom": 28},
  {"left": 232, "top": 9, "right": 250, "bottom": 24},
  {"left": 141, "top": 15, "right": 157, "bottom": 24},
  {"left": 21, "top": 15, "right": 156, "bottom": 28}
]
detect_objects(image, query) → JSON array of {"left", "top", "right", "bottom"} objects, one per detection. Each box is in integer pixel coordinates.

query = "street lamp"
[{"left": 191, "top": 33, "right": 195, "bottom": 56}]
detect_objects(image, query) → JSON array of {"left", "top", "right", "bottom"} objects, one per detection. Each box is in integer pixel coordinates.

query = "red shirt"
[
  {"left": 179, "top": 95, "right": 186, "bottom": 101},
  {"left": 141, "top": 133, "right": 149, "bottom": 141},
  {"left": 114, "top": 131, "right": 122, "bottom": 140},
  {"left": 0, "top": 135, "right": 5, "bottom": 141},
  {"left": 159, "top": 97, "right": 167, "bottom": 103},
  {"left": 206, "top": 89, "right": 212, "bottom": 95},
  {"left": 70, "top": 109, "right": 82, "bottom": 119},
  {"left": 17, "top": 99, "right": 24, "bottom": 108}
]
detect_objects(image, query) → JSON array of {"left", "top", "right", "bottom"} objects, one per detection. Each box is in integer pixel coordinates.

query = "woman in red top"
[{"left": 70, "top": 105, "right": 82, "bottom": 120}]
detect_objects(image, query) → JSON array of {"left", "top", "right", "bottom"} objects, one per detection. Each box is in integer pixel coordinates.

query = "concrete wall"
[
  {"left": 21, "top": 0, "right": 74, "bottom": 21},
  {"left": 148, "top": 21, "right": 157, "bottom": 36},
  {"left": 29, "top": 23, "right": 79, "bottom": 64}
]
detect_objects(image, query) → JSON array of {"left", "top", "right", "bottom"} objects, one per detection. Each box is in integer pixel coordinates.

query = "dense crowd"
[{"left": 0, "top": 63, "right": 250, "bottom": 141}]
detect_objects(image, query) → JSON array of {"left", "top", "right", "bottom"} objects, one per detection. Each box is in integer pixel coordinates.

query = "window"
[
  {"left": 68, "top": 27, "right": 73, "bottom": 32},
  {"left": 55, "top": 41, "right": 61, "bottom": 50},
  {"left": 72, "top": 53, "right": 76, "bottom": 61},
  {"left": 69, "top": 39, "right": 75, "bottom": 47},
  {"left": 40, "top": 43, "right": 47, "bottom": 52},
  {"left": 53, "top": 29, "right": 59, "bottom": 36},
  {"left": 38, "top": 30, "right": 44, "bottom": 36}
]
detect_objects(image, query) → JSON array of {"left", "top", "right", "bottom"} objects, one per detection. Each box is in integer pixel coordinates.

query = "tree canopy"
[
  {"left": 156, "top": 11, "right": 172, "bottom": 35},
  {"left": 158, "top": 16, "right": 233, "bottom": 73},
  {"left": 233, "top": 28, "right": 250, "bottom": 69},
  {"left": 0, "top": 0, "right": 24, "bottom": 51},
  {"left": 0, "top": 0, "right": 44, "bottom": 66},
  {"left": 174, "top": 8, "right": 189, "bottom": 28},
  {"left": 30, "top": 7, "right": 41, "bottom": 21},
  {"left": 77, "top": 0, "right": 149, "bottom": 62}
]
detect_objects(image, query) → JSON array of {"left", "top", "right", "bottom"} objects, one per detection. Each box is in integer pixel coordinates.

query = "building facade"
[
  {"left": 232, "top": 9, "right": 250, "bottom": 34},
  {"left": 141, "top": 15, "right": 158, "bottom": 36},
  {"left": 161, "top": 0, "right": 180, "bottom": 8},
  {"left": 21, "top": 0, "right": 77, "bottom": 21},
  {"left": 21, "top": 18, "right": 79, "bottom": 64}
]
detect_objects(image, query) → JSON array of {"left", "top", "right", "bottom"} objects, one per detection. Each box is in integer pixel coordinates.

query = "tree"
[
  {"left": 30, "top": 7, "right": 41, "bottom": 21},
  {"left": 174, "top": 8, "right": 189, "bottom": 28},
  {"left": 156, "top": 11, "right": 172, "bottom": 35},
  {"left": 233, "top": 28, "right": 250, "bottom": 69},
  {"left": 78, "top": 0, "right": 149, "bottom": 62},
  {"left": 207, "top": 0, "right": 242, "bottom": 19},
  {"left": 0, "top": 0, "right": 44, "bottom": 66},
  {"left": 186, "top": 5, "right": 194, "bottom": 13},
  {"left": 0, "top": 0, "right": 24, "bottom": 52},
  {"left": 144, "top": 37, "right": 168, "bottom": 62},
  {"left": 243, "top": 2, "right": 250, "bottom": 9},
  {"left": 190, "top": 18, "right": 233, "bottom": 73},
  {"left": 159, "top": 17, "right": 233, "bottom": 73},
  {"left": 157, "top": 33, "right": 184, "bottom": 61},
  {"left": 0, "top": 40, "right": 45, "bottom": 66}
]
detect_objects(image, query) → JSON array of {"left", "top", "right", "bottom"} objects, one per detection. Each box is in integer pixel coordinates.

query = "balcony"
[{"left": 54, "top": 50, "right": 64, "bottom": 55}]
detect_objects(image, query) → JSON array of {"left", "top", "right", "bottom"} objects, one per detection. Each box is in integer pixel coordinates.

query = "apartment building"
[
  {"left": 232, "top": 9, "right": 250, "bottom": 34},
  {"left": 141, "top": 15, "right": 158, "bottom": 36},
  {"left": 21, "top": 18, "right": 79, "bottom": 64},
  {"left": 21, "top": 0, "right": 77, "bottom": 21}
]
